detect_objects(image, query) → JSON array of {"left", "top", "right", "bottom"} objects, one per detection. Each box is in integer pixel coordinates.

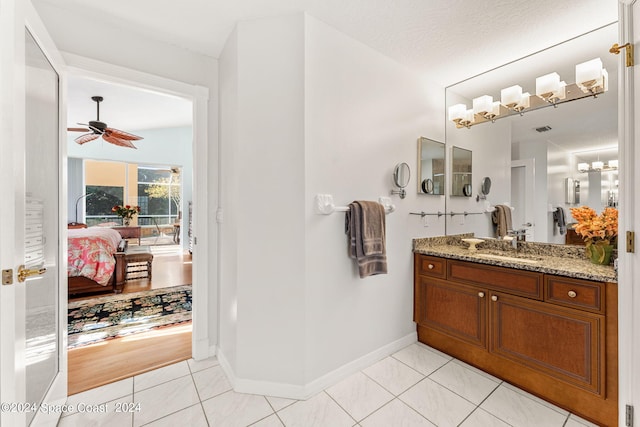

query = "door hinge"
[
  {"left": 2, "top": 269, "right": 13, "bottom": 285},
  {"left": 627, "top": 404, "right": 634, "bottom": 427},
  {"left": 627, "top": 231, "right": 635, "bottom": 253}
]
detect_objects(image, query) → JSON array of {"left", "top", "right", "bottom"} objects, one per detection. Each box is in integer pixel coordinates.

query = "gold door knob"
[
  {"left": 17, "top": 265, "right": 47, "bottom": 283},
  {"left": 478, "top": 292, "right": 485, "bottom": 298},
  {"left": 568, "top": 290, "right": 577, "bottom": 298},
  {"left": 491, "top": 295, "right": 498, "bottom": 302}
]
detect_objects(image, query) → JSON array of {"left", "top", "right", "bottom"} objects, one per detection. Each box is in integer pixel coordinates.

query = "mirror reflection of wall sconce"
[
  {"left": 577, "top": 159, "right": 618, "bottom": 173},
  {"left": 448, "top": 58, "right": 608, "bottom": 129},
  {"left": 391, "top": 162, "right": 410, "bottom": 199}
]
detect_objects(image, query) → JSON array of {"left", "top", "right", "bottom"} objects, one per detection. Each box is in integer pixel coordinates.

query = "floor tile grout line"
[
  {"left": 359, "top": 367, "right": 425, "bottom": 398},
  {"left": 323, "top": 390, "right": 360, "bottom": 425},
  {"left": 132, "top": 372, "right": 202, "bottom": 427},
  {"left": 133, "top": 372, "right": 193, "bottom": 394},
  {"left": 357, "top": 396, "right": 434, "bottom": 427},
  {"left": 389, "top": 352, "right": 450, "bottom": 377},
  {"left": 471, "top": 384, "right": 517, "bottom": 427}
]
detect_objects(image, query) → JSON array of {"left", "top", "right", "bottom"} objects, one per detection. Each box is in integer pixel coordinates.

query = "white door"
[
  {"left": 619, "top": 1, "right": 640, "bottom": 423},
  {"left": 0, "top": 2, "right": 67, "bottom": 426},
  {"left": 511, "top": 159, "right": 535, "bottom": 241}
]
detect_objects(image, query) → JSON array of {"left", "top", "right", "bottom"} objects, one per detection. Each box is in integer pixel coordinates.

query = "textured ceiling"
[
  {"left": 33, "top": 0, "right": 617, "bottom": 86},
  {"left": 31, "top": 0, "right": 619, "bottom": 142}
]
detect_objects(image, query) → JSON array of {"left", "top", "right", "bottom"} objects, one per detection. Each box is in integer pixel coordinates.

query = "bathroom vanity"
[{"left": 413, "top": 237, "right": 617, "bottom": 427}]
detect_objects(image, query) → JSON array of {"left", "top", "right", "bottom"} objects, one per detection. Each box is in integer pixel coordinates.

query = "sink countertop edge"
[{"left": 414, "top": 244, "right": 617, "bottom": 283}]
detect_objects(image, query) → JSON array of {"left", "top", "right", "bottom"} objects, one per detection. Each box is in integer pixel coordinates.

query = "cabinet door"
[
  {"left": 416, "top": 276, "right": 487, "bottom": 348},
  {"left": 489, "top": 292, "right": 604, "bottom": 395}
]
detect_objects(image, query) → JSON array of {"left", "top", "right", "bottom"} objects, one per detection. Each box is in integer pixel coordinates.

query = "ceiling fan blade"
[
  {"left": 68, "top": 127, "right": 90, "bottom": 132},
  {"left": 104, "top": 127, "right": 143, "bottom": 141},
  {"left": 102, "top": 134, "right": 137, "bottom": 149},
  {"left": 75, "top": 133, "right": 100, "bottom": 145}
]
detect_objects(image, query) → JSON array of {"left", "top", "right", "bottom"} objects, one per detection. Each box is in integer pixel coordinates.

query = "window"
[
  {"left": 138, "top": 166, "right": 181, "bottom": 227},
  {"left": 85, "top": 185, "right": 123, "bottom": 226}
]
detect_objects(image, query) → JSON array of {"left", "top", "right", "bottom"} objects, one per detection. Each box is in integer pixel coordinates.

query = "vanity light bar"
[{"left": 449, "top": 58, "right": 607, "bottom": 129}]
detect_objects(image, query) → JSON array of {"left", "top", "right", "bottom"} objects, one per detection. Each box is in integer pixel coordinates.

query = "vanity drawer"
[
  {"left": 448, "top": 260, "right": 543, "bottom": 299},
  {"left": 544, "top": 276, "right": 604, "bottom": 314},
  {"left": 415, "top": 254, "right": 446, "bottom": 279}
]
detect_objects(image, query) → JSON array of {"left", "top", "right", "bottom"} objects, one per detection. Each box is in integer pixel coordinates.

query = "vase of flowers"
[
  {"left": 570, "top": 206, "right": 618, "bottom": 265},
  {"left": 112, "top": 204, "right": 141, "bottom": 226}
]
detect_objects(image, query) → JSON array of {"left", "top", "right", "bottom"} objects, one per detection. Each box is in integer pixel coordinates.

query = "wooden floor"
[{"left": 68, "top": 246, "right": 193, "bottom": 395}]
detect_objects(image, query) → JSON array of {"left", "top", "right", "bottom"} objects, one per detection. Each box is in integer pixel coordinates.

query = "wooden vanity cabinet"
[{"left": 414, "top": 253, "right": 618, "bottom": 427}]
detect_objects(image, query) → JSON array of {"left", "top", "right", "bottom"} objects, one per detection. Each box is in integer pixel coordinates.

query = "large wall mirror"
[
  {"left": 445, "top": 22, "right": 618, "bottom": 244},
  {"left": 417, "top": 137, "right": 445, "bottom": 195}
]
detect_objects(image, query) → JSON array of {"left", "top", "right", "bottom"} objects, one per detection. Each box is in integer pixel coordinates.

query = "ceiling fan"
[{"left": 68, "top": 96, "right": 143, "bottom": 149}]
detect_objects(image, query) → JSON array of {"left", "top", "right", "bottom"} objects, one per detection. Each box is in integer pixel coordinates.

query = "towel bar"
[{"left": 314, "top": 194, "right": 395, "bottom": 215}]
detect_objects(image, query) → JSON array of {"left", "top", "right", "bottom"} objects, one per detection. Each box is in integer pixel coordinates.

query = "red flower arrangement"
[{"left": 111, "top": 204, "right": 141, "bottom": 220}]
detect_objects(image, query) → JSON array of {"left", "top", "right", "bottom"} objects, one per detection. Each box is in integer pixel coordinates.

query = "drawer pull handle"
[
  {"left": 478, "top": 292, "right": 485, "bottom": 298},
  {"left": 568, "top": 290, "right": 577, "bottom": 298},
  {"left": 491, "top": 295, "right": 498, "bottom": 302},
  {"left": 428, "top": 264, "right": 434, "bottom": 270}
]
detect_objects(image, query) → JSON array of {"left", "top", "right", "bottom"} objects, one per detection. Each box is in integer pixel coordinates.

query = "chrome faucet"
[{"left": 506, "top": 229, "right": 526, "bottom": 252}]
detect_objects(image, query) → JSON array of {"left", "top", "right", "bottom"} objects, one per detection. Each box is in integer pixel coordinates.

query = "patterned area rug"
[{"left": 68, "top": 285, "right": 192, "bottom": 349}]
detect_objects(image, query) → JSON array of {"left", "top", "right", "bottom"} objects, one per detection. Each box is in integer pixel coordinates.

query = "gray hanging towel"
[
  {"left": 345, "top": 201, "right": 387, "bottom": 278},
  {"left": 553, "top": 207, "right": 567, "bottom": 235}
]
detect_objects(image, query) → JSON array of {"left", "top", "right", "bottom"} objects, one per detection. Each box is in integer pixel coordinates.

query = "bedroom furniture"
[
  {"left": 172, "top": 223, "right": 180, "bottom": 243},
  {"left": 68, "top": 228, "right": 127, "bottom": 296},
  {"left": 112, "top": 226, "right": 141, "bottom": 245},
  {"left": 67, "top": 223, "right": 88, "bottom": 229},
  {"left": 68, "top": 253, "right": 126, "bottom": 295},
  {"left": 124, "top": 246, "right": 153, "bottom": 280}
]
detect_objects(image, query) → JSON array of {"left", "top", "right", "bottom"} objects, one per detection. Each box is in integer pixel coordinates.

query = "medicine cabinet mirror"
[
  {"left": 417, "top": 137, "right": 445, "bottom": 195},
  {"left": 451, "top": 146, "right": 472, "bottom": 197}
]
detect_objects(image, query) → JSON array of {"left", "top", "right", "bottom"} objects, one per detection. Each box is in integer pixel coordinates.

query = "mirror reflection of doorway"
[{"left": 511, "top": 159, "right": 535, "bottom": 241}]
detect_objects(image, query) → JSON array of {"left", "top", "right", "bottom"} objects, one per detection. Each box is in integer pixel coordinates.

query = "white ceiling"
[
  {"left": 66, "top": 76, "right": 192, "bottom": 132},
  {"left": 32, "top": 0, "right": 619, "bottom": 137}
]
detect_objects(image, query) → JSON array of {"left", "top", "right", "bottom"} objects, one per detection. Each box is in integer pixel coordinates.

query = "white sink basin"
[{"left": 474, "top": 253, "right": 540, "bottom": 264}]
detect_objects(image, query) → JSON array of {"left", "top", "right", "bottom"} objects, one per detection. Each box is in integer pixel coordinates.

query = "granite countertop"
[{"left": 413, "top": 234, "right": 617, "bottom": 283}]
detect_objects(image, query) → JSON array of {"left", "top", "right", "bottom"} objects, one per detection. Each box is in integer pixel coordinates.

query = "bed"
[{"left": 68, "top": 227, "right": 127, "bottom": 295}]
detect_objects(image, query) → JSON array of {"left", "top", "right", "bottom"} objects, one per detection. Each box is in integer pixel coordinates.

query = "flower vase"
[
  {"left": 123, "top": 218, "right": 130, "bottom": 227},
  {"left": 586, "top": 244, "right": 613, "bottom": 265}
]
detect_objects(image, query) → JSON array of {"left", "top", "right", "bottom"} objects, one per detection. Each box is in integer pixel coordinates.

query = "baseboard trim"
[
  {"left": 217, "top": 332, "right": 417, "bottom": 400},
  {"left": 300, "top": 332, "right": 417, "bottom": 399}
]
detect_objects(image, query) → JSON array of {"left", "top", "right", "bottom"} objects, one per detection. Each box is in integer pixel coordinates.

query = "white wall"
[
  {"left": 304, "top": 14, "right": 442, "bottom": 384},
  {"left": 445, "top": 92, "right": 511, "bottom": 238},
  {"left": 219, "top": 14, "right": 307, "bottom": 389},
  {"left": 218, "top": 26, "right": 239, "bottom": 381},
  {"left": 218, "top": 13, "right": 445, "bottom": 394}
]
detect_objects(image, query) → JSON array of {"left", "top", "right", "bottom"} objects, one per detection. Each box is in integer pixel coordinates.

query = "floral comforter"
[{"left": 68, "top": 227, "right": 122, "bottom": 286}]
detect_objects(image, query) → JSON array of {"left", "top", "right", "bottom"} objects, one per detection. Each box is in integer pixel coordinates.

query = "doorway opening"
[{"left": 64, "top": 70, "right": 205, "bottom": 395}]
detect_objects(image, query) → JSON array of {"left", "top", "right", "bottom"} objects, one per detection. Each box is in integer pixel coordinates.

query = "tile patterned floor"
[{"left": 57, "top": 342, "right": 600, "bottom": 427}]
